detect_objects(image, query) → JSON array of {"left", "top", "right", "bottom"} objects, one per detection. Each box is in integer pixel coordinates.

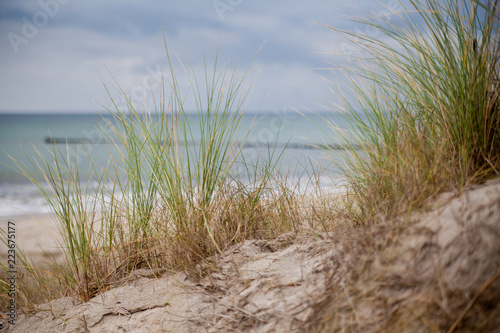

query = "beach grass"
[
  {"left": 0, "top": 44, "right": 305, "bottom": 306},
  {"left": 303, "top": 0, "right": 500, "bottom": 331},
  {"left": 326, "top": 0, "right": 499, "bottom": 223}
]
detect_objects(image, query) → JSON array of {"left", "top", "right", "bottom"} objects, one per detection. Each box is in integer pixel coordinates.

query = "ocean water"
[{"left": 0, "top": 111, "right": 351, "bottom": 217}]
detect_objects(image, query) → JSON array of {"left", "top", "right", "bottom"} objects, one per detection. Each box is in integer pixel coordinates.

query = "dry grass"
[{"left": 303, "top": 180, "right": 500, "bottom": 332}]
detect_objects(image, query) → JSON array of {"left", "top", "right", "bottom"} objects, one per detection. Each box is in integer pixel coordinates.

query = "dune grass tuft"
[
  {"left": 326, "top": 0, "right": 500, "bottom": 223},
  {"left": 0, "top": 44, "right": 303, "bottom": 307}
]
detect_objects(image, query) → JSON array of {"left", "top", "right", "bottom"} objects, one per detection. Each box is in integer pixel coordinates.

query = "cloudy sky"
[{"left": 0, "top": 0, "right": 406, "bottom": 114}]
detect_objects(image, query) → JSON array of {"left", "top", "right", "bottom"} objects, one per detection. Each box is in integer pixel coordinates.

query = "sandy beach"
[{"left": 0, "top": 214, "right": 64, "bottom": 266}]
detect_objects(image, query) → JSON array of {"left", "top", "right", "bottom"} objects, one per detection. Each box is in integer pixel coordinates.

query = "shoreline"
[{"left": 0, "top": 176, "right": 346, "bottom": 267}]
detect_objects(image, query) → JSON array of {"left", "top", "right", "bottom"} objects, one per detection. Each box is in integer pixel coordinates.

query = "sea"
[{"left": 0, "top": 111, "right": 353, "bottom": 217}]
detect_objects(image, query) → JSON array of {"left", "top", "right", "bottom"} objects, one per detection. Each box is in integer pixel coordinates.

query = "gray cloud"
[{"left": 0, "top": 0, "right": 410, "bottom": 113}]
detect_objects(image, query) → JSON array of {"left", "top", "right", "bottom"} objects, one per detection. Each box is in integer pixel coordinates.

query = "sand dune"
[{"left": 3, "top": 178, "right": 500, "bottom": 332}]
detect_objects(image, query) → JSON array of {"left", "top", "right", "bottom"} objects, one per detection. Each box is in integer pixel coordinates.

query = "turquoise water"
[{"left": 0, "top": 111, "right": 351, "bottom": 216}]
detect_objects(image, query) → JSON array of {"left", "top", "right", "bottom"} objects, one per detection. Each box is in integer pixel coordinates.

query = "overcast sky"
[{"left": 0, "top": 0, "right": 407, "bottom": 114}]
